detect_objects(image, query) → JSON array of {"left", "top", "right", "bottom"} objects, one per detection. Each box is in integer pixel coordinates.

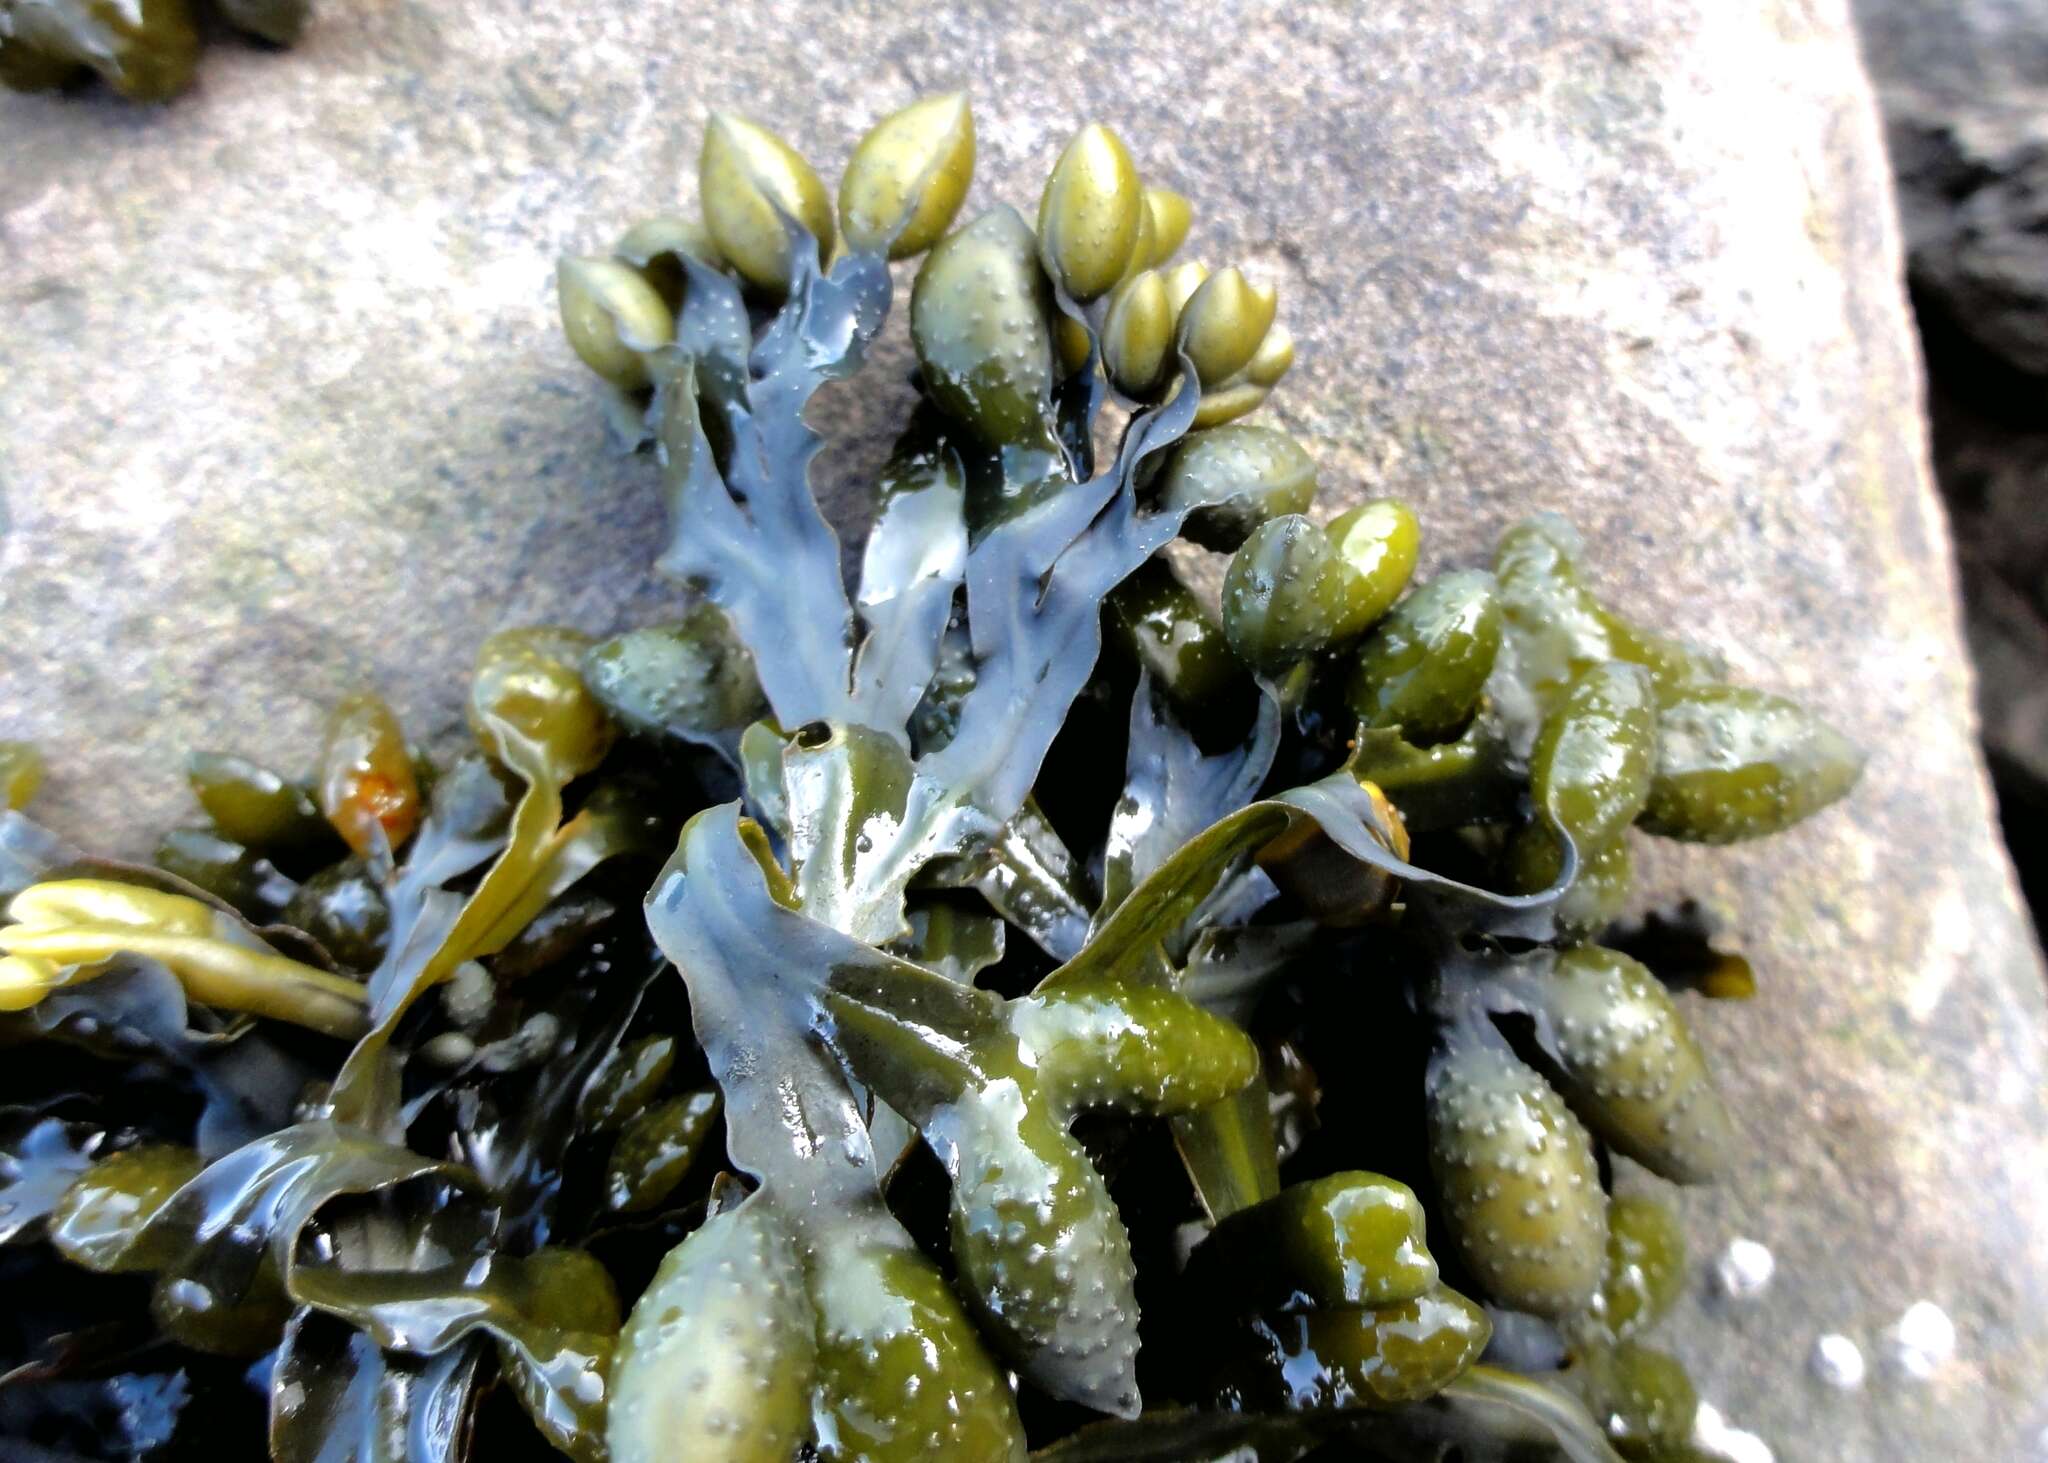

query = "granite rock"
[{"left": 3, "top": 1, "right": 2045, "bottom": 1457}]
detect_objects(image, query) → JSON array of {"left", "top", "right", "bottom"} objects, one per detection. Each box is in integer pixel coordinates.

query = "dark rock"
[
  {"left": 1856, "top": 0, "right": 2048, "bottom": 942},
  {"left": 1855, "top": 0, "right": 2048, "bottom": 376}
]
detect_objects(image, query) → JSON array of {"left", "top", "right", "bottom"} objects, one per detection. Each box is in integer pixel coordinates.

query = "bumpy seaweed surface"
[{"left": 0, "top": 96, "right": 1859, "bottom": 1462}]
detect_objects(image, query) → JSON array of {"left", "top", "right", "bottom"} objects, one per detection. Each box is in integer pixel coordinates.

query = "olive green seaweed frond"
[{"left": 0, "top": 92, "right": 1862, "bottom": 1463}]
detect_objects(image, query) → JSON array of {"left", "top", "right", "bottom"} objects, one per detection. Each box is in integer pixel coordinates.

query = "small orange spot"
[
  {"left": 335, "top": 770, "right": 419, "bottom": 855},
  {"left": 1359, "top": 780, "right": 1411, "bottom": 862}
]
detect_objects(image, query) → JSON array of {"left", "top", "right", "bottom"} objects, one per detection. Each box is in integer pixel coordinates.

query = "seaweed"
[{"left": 0, "top": 95, "right": 1862, "bottom": 1463}]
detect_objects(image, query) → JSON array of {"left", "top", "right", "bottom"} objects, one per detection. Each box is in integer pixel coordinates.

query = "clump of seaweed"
[
  {"left": 0, "top": 0, "right": 308, "bottom": 102},
  {"left": 0, "top": 95, "right": 1858, "bottom": 1462}
]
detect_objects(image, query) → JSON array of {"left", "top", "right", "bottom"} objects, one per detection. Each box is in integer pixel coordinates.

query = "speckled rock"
[{"left": 2, "top": 2, "right": 2044, "bottom": 1457}]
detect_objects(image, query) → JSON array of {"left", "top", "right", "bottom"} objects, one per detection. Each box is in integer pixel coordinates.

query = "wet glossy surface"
[
  {"left": 278, "top": 855, "right": 389, "bottom": 969},
  {"left": 609, "top": 1197, "right": 817, "bottom": 1463},
  {"left": 1156, "top": 425, "right": 1319, "bottom": 552},
  {"left": 1491, "top": 518, "right": 1725, "bottom": 737},
  {"left": 1509, "top": 827, "right": 1635, "bottom": 938},
  {"left": 1425, "top": 1021, "right": 1608, "bottom": 1319},
  {"left": 1195, "top": 1171, "right": 1440, "bottom": 1311},
  {"left": 1571, "top": 1341, "right": 1700, "bottom": 1455},
  {"left": 1177, "top": 266, "right": 1278, "bottom": 388},
  {"left": 1347, "top": 570, "right": 1502, "bottom": 743},
  {"left": 699, "top": 112, "right": 834, "bottom": 291},
  {"left": 556, "top": 255, "right": 672, "bottom": 390},
  {"left": 578, "top": 1032, "right": 676, "bottom": 1132},
  {"left": 584, "top": 609, "right": 766, "bottom": 747},
  {"left": 1101, "top": 269, "right": 1174, "bottom": 399},
  {"left": 1, "top": 0, "right": 199, "bottom": 101},
  {"left": 910, "top": 206, "right": 1060, "bottom": 451},
  {"left": 1103, "top": 557, "right": 1250, "bottom": 725},
  {"left": 315, "top": 692, "right": 420, "bottom": 857},
  {"left": 1533, "top": 946, "right": 1734, "bottom": 1185},
  {"left": 829, "top": 954, "right": 1258, "bottom": 1415},
  {"left": 1221, "top": 515, "right": 1356, "bottom": 676},
  {"left": 47, "top": 1142, "right": 203, "bottom": 1271},
  {"left": 1584, "top": 1195, "right": 1688, "bottom": 1346},
  {"left": 4, "top": 9, "right": 2045, "bottom": 1458},
  {"left": 467, "top": 627, "right": 613, "bottom": 788},
  {"left": 807, "top": 1232, "right": 1028, "bottom": 1462},
  {"left": 602, "top": 1088, "right": 719, "bottom": 1213},
  {"left": 1532, "top": 661, "right": 1658, "bottom": 856},
  {"left": 1325, "top": 499, "right": 1421, "bottom": 639},
  {"left": 1037, "top": 123, "right": 1142, "bottom": 303},
  {"left": 838, "top": 92, "right": 975, "bottom": 259},
  {"left": 186, "top": 752, "right": 332, "bottom": 860},
  {"left": 2, "top": 875, "right": 370, "bottom": 1036},
  {"left": 1218, "top": 1287, "right": 1494, "bottom": 1410},
  {"left": 1641, "top": 685, "right": 1865, "bottom": 845},
  {"left": 153, "top": 826, "right": 296, "bottom": 921}
]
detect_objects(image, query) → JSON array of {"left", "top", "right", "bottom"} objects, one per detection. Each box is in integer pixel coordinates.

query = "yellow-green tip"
[
  {"left": 1037, "top": 122, "right": 1144, "bottom": 301},
  {"left": 839, "top": 92, "right": 976, "bottom": 260},
  {"left": 700, "top": 112, "right": 836, "bottom": 291}
]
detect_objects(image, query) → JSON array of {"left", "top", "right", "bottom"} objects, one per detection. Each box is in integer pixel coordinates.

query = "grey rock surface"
[{"left": 3, "top": 1, "right": 2045, "bottom": 1458}]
